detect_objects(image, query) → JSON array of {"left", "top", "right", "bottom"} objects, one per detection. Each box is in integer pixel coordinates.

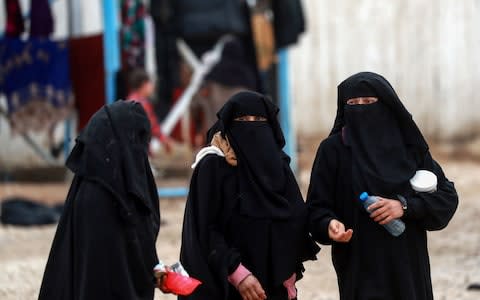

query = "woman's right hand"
[
  {"left": 237, "top": 274, "right": 267, "bottom": 300},
  {"left": 328, "top": 219, "right": 353, "bottom": 242}
]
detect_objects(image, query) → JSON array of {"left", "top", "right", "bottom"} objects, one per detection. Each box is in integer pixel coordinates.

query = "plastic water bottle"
[{"left": 359, "top": 192, "right": 405, "bottom": 237}]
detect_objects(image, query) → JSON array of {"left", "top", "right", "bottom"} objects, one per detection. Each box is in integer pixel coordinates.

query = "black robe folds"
[
  {"left": 181, "top": 154, "right": 318, "bottom": 300},
  {"left": 38, "top": 101, "right": 160, "bottom": 300}
]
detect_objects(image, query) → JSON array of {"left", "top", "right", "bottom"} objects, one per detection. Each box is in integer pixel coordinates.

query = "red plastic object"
[{"left": 164, "top": 271, "right": 202, "bottom": 296}]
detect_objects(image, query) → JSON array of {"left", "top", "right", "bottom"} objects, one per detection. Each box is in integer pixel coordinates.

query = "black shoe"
[{"left": 467, "top": 283, "right": 480, "bottom": 291}]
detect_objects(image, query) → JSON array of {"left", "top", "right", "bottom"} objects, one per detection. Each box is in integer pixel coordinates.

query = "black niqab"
[
  {"left": 332, "top": 72, "right": 429, "bottom": 198},
  {"left": 39, "top": 101, "right": 160, "bottom": 300},
  {"left": 216, "top": 92, "right": 294, "bottom": 219}
]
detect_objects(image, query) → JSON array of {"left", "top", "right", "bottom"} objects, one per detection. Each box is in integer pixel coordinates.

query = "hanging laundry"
[
  {"left": 116, "top": 0, "right": 147, "bottom": 100},
  {"left": 68, "top": 34, "right": 106, "bottom": 130},
  {"left": 120, "top": 0, "right": 146, "bottom": 69},
  {"left": 0, "top": 37, "right": 73, "bottom": 134},
  {"left": 4, "top": 0, "right": 25, "bottom": 38},
  {"left": 29, "top": 0, "right": 54, "bottom": 37}
]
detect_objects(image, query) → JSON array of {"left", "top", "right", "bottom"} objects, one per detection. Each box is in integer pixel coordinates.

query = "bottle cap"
[
  {"left": 410, "top": 170, "right": 437, "bottom": 193},
  {"left": 359, "top": 192, "right": 369, "bottom": 201}
]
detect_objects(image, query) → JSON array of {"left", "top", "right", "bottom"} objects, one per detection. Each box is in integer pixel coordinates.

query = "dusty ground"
[{"left": 0, "top": 143, "right": 479, "bottom": 299}]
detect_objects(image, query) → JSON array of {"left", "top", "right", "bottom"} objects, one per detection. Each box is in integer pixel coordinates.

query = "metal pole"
[
  {"left": 278, "top": 48, "right": 297, "bottom": 172},
  {"left": 157, "top": 187, "right": 189, "bottom": 198},
  {"left": 161, "top": 36, "right": 231, "bottom": 135},
  {"left": 102, "top": 0, "right": 120, "bottom": 104},
  {"left": 68, "top": 0, "right": 82, "bottom": 36},
  {"left": 64, "top": 0, "right": 82, "bottom": 160}
]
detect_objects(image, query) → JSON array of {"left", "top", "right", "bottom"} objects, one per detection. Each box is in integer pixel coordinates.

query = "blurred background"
[{"left": 0, "top": 0, "right": 479, "bottom": 299}]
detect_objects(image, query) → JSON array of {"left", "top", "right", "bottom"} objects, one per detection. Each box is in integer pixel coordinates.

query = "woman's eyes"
[
  {"left": 234, "top": 116, "right": 267, "bottom": 121},
  {"left": 254, "top": 116, "right": 267, "bottom": 121}
]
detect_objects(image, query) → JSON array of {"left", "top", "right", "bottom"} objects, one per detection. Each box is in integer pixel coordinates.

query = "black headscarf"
[
  {"left": 212, "top": 91, "right": 299, "bottom": 219},
  {"left": 66, "top": 101, "right": 159, "bottom": 219},
  {"left": 39, "top": 101, "right": 160, "bottom": 300},
  {"left": 331, "top": 72, "right": 429, "bottom": 198}
]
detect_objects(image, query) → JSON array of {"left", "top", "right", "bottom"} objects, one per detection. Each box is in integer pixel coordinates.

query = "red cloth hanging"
[
  {"left": 68, "top": 35, "right": 106, "bottom": 130},
  {"left": 4, "top": 0, "right": 24, "bottom": 37}
]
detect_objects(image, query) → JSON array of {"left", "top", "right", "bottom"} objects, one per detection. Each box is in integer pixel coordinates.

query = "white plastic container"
[{"left": 410, "top": 170, "right": 437, "bottom": 193}]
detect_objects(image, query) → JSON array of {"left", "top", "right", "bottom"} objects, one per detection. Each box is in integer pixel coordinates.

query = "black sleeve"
[
  {"left": 199, "top": 157, "right": 242, "bottom": 276},
  {"left": 306, "top": 140, "right": 338, "bottom": 245},
  {"left": 403, "top": 153, "right": 459, "bottom": 231}
]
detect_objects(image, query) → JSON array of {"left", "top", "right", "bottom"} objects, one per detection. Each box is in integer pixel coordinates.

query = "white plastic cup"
[{"left": 410, "top": 170, "right": 437, "bottom": 193}]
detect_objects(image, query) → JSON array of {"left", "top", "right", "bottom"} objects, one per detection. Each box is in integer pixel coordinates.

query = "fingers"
[
  {"left": 239, "top": 276, "right": 266, "bottom": 300},
  {"left": 329, "top": 219, "right": 353, "bottom": 242},
  {"left": 337, "top": 229, "right": 353, "bottom": 242},
  {"left": 343, "top": 229, "right": 353, "bottom": 242},
  {"left": 369, "top": 199, "right": 404, "bottom": 223},
  {"left": 369, "top": 204, "right": 388, "bottom": 218},
  {"left": 332, "top": 228, "right": 353, "bottom": 242},
  {"left": 157, "top": 277, "right": 171, "bottom": 294},
  {"left": 245, "top": 288, "right": 264, "bottom": 300},
  {"left": 244, "top": 289, "right": 255, "bottom": 300},
  {"left": 329, "top": 220, "right": 340, "bottom": 233},
  {"left": 367, "top": 199, "right": 386, "bottom": 212},
  {"left": 373, "top": 210, "right": 391, "bottom": 223},
  {"left": 379, "top": 216, "right": 394, "bottom": 225},
  {"left": 253, "top": 283, "right": 266, "bottom": 299},
  {"left": 332, "top": 222, "right": 339, "bottom": 234}
]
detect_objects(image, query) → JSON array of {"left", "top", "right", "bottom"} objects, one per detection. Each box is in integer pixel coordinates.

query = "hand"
[
  {"left": 237, "top": 274, "right": 267, "bottom": 300},
  {"left": 368, "top": 197, "right": 404, "bottom": 225},
  {"left": 155, "top": 272, "right": 171, "bottom": 294},
  {"left": 328, "top": 219, "right": 353, "bottom": 242}
]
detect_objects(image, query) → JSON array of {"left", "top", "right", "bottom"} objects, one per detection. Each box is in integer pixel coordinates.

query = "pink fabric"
[
  {"left": 227, "top": 263, "right": 252, "bottom": 288},
  {"left": 283, "top": 273, "right": 297, "bottom": 300}
]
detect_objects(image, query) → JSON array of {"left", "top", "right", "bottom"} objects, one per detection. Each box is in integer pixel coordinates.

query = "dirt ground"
[{"left": 0, "top": 143, "right": 479, "bottom": 300}]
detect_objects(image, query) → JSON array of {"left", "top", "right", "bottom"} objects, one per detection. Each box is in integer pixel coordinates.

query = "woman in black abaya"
[
  {"left": 307, "top": 72, "right": 458, "bottom": 300},
  {"left": 39, "top": 101, "right": 164, "bottom": 300},
  {"left": 180, "top": 91, "right": 319, "bottom": 300}
]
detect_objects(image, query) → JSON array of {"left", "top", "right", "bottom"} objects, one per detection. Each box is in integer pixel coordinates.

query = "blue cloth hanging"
[{"left": 0, "top": 36, "right": 73, "bottom": 133}]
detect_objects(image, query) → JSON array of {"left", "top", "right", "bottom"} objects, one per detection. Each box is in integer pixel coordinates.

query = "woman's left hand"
[
  {"left": 368, "top": 198, "right": 404, "bottom": 225},
  {"left": 155, "top": 271, "right": 171, "bottom": 294}
]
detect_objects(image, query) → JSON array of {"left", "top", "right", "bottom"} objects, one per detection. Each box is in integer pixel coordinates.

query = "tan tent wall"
[{"left": 290, "top": 0, "right": 480, "bottom": 141}]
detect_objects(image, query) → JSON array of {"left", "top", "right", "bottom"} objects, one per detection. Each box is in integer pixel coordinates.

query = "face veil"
[
  {"left": 215, "top": 91, "right": 297, "bottom": 219},
  {"left": 332, "top": 72, "right": 429, "bottom": 198}
]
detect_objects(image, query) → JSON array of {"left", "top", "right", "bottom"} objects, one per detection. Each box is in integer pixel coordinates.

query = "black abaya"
[
  {"left": 307, "top": 72, "right": 458, "bottom": 300},
  {"left": 39, "top": 101, "right": 160, "bottom": 300},
  {"left": 180, "top": 92, "right": 319, "bottom": 300}
]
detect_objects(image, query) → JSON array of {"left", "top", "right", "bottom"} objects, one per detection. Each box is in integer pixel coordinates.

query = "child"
[{"left": 126, "top": 68, "right": 172, "bottom": 153}]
